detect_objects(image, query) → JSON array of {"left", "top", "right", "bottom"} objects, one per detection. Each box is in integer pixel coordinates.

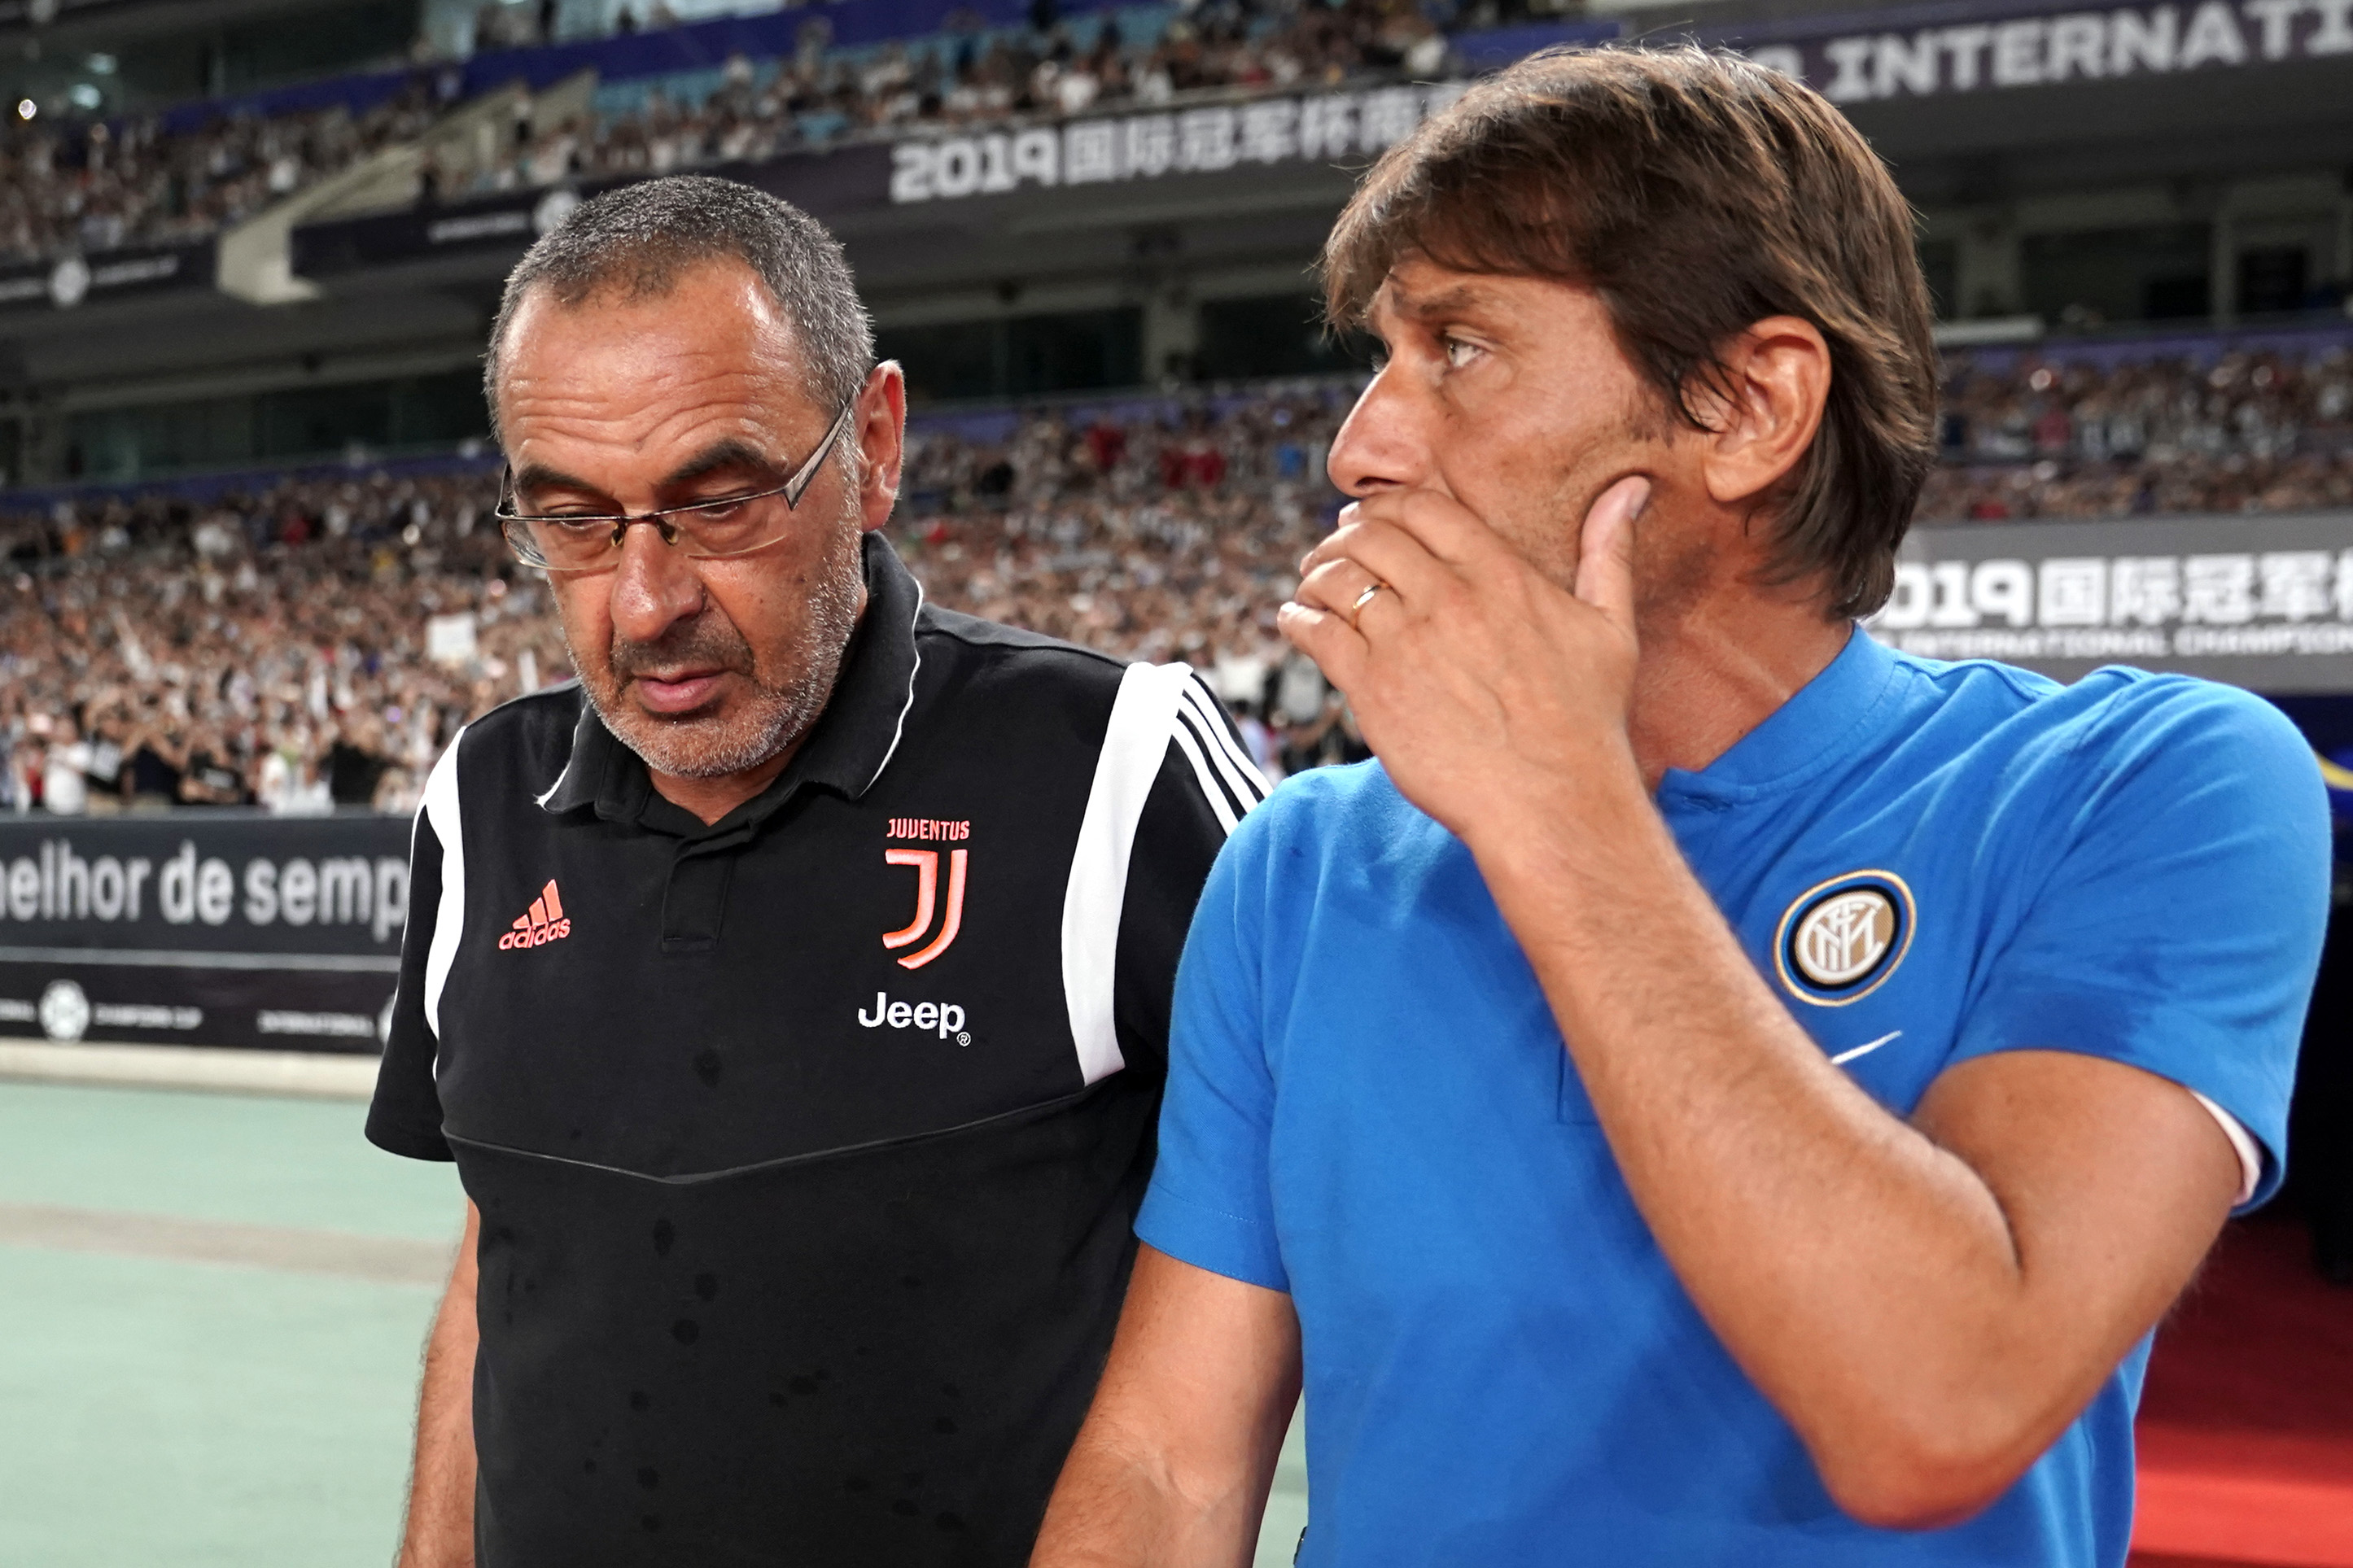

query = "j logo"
[{"left": 884, "top": 848, "right": 967, "bottom": 970}]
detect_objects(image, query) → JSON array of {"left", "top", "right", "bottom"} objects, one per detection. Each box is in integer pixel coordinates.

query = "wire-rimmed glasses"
[{"left": 494, "top": 394, "right": 859, "bottom": 572}]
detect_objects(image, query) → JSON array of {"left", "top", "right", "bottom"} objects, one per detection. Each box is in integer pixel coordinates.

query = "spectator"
[
  {"left": 178, "top": 726, "right": 251, "bottom": 806},
  {"left": 40, "top": 716, "right": 90, "bottom": 815},
  {"left": 326, "top": 718, "right": 388, "bottom": 807},
  {"left": 118, "top": 710, "right": 187, "bottom": 808},
  {"left": 264, "top": 745, "right": 336, "bottom": 816}
]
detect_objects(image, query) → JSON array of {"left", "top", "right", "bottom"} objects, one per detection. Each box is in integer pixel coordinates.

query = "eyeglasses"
[{"left": 494, "top": 395, "right": 859, "bottom": 573}]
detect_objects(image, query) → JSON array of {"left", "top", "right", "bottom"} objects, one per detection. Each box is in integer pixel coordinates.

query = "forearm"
[
  {"left": 1031, "top": 1417, "right": 1274, "bottom": 1568},
  {"left": 1033, "top": 1249, "right": 1300, "bottom": 1568},
  {"left": 1472, "top": 781, "right": 2050, "bottom": 1502},
  {"left": 399, "top": 1216, "right": 480, "bottom": 1568}
]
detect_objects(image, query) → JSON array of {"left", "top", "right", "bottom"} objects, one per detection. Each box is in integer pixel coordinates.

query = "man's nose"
[
  {"left": 1326, "top": 366, "right": 1431, "bottom": 498},
  {"left": 606, "top": 522, "right": 706, "bottom": 644}
]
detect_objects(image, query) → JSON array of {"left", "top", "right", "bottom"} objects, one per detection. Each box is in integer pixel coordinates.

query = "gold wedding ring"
[{"left": 1350, "top": 582, "right": 1387, "bottom": 619}]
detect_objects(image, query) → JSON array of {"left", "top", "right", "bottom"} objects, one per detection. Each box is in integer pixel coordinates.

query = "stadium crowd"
[
  {"left": 5, "top": 339, "right": 2353, "bottom": 811},
  {"left": 0, "top": 83, "right": 447, "bottom": 268},
  {"left": 0, "top": 474, "right": 565, "bottom": 816},
  {"left": 1, "top": 0, "right": 1452, "bottom": 265},
  {"left": 1923, "top": 341, "right": 2353, "bottom": 519},
  {"left": 466, "top": 1, "right": 1451, "bottom": 194}
]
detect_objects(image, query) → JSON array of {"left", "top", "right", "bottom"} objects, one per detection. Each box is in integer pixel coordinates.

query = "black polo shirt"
[{"left": 366, "top": 534, "right": 1265, "bottom": 1567}]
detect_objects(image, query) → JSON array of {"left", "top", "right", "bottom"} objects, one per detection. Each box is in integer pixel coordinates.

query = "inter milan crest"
[{"left": 1773, "top": 870, "right": 1915, "bottom": 1007}]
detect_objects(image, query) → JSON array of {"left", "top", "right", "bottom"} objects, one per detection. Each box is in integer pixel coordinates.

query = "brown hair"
[{"left": 1323, "top": 46, "right": 1938, "bottom": 618}]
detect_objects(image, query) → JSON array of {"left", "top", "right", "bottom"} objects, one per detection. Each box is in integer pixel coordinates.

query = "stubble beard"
[{"left": 566, "top": 522, "right": 865, "bottom": 781}]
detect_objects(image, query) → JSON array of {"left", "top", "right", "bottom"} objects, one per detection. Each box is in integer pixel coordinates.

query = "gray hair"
[{"left": 483, "top": 175, "right": 874, "bottom": 440}]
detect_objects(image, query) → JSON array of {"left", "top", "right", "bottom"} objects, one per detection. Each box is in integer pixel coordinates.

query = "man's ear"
[
  {"left": 857, "top": 360, "right": 908, "bottom": 534},
  {"left": 1690, "top": 317, "right": 1831, "bottom": 510}
]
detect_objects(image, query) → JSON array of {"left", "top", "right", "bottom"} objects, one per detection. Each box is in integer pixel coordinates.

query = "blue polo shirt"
[{"left": 1137, "top": 628, "right": 2327, "bottom": 1568}]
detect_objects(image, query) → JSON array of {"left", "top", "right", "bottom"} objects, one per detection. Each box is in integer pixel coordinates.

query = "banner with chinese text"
[
  {"left": 1873, "top": 511, "right": 2353, "bottom": 692},
  {"left": 886, "top": 82, "right": 1469, "bottom": 205}
]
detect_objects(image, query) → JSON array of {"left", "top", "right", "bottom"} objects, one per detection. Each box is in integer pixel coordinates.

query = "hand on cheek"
[{"left": 1277, "top": 475, "right": 1652, "bottom": 847}]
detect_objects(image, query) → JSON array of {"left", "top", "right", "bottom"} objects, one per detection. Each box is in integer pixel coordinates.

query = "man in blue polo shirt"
[{"left": 1031, "top": 48, "right": 2327, "bottom": 1568}]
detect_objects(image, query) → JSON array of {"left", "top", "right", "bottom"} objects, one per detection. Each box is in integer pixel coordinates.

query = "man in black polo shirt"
[{"left": 366, "top": 176, "right": 1263, "bottom": 1567}]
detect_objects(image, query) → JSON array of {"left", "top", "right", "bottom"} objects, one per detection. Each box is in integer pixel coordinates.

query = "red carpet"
[{"left": 2129, "top": 1216, "right": 2353, "bottom": 1566}]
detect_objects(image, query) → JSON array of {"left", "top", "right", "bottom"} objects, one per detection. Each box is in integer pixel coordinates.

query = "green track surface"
[
  {"left": 0, "top": 1248, "right": 440, "bottom": 1566},
  {"left": 0, "top": 1080, "right": 459, "bottom": 1566},
  {"left": 0, "top": 1081, "right": 461, "bottom": 1241},
  {"left": 0, "top": 1077, "right": 1310, "bottom": 1565}
]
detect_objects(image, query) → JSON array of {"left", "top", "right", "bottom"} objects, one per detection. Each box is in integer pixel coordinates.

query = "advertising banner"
[
  {"left": 0, "top": 813, "right": 411, "bottom": 1054},
  {"left": 1720, "top": 0, "right": 2353, "bottom": 108},
  {"left": 884, "top": 81, "right": 1468, "bottom": 207},
  {"left": 294, "top": 76, "right": 1478, "bottom": 278},
  {"left": 1872, "top": 510, "right": 2353, "bottom": 691},
  {"left": 0, "top": 242, "right": 216, "bottom": 316}
]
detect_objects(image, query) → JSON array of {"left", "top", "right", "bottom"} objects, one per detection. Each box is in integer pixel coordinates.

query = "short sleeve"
[
  {"left": 1113, "top": 675, "right": 1270, "bottom": 1077},
  {"left": 365, "top": 793, "right": 453, "bottom": 1161},
  {"left": 1135, "top": 810, "right": 1289, "bottom": 1291},
  {"left": 1949, "top": 680, "right": 2329, "bottom": 1208}
]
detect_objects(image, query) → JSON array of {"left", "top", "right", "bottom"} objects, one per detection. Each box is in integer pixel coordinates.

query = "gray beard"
[{"left": 567, "top": 530, "right": 864, "bottom": 782}]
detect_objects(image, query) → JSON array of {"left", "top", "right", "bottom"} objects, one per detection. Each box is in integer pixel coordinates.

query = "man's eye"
[
  {"left": 690, "top": 498, "right": 753, "bottom": 522},
  {"left": 1442, "top": 336, "right": 1483, "bottom": 369}
]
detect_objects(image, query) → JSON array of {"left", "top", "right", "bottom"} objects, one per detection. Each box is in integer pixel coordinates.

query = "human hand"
[{"left": 1276, "top": 476, "right": 1651, "bottom": 849}]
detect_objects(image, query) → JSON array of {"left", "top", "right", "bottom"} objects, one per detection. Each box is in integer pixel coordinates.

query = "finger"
[
  {"left": 1301, "top": 513, "right": 1454, "bottom": 606},
  {"left": 1351, "top": 487, "right": 1520, "bottom": 574},
  {"left": 1572, "top": 475, "right": 1650, "bottom": 626},
  {"left": 1301, "top": 501, "right": 1364, "bottom": 578},
  {"left": 1294, "top": 556, "right": 1387, "bottom": 619},
  {"left": 1277, "top": 601, "right": 1369, "bottom": 692}
]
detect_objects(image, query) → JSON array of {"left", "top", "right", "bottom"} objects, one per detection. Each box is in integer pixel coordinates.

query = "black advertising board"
[
  {"left": 0, "top": 242, "right": 216, "bottom": 316},
  {"left": 0, "top": 813, "right": 411, "bottom": 1054},
  {"left": 290, "top": 186, "right": 575, "bottom": 277},
  {"left": 290, "top": 143, "right": 897, "bottom": 280},
  {"left": 737, "top": 139, "right": 906, "bottom": 221}
]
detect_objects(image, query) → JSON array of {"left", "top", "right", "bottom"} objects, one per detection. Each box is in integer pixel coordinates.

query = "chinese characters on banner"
[
  {"left": 1872, "top": 551, "right": 2353, "bottom": 661},
  {"left": 886, "top": 82, "right": 1470, "bottom": 204}
]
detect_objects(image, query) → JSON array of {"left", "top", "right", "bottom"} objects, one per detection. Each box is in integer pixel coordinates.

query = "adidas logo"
[{"left": 496, "top": 880, "right": 572, "bottom": 950}]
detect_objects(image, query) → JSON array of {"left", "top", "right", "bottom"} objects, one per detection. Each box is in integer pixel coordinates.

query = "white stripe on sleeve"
[
  {"left": 1061, "top": 662, "right": 1196, "bottom": 1085},
  {"left": 421, "top": 730, "right": 468, "bottom": 1046}
]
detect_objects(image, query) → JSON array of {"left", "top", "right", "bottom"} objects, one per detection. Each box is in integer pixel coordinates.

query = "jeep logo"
[{"left": 857, "top": 991, "right": 969, "bottom": 1044}]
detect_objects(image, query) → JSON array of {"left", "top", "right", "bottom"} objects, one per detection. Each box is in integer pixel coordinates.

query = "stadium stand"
[
  {"left": 0, "top": 400, "right": 1337, "bottom": 812},
  {"left": 9, "top": 331, "right": 2353, "bottom": 814},
  {"left": 482, "top": 1, "right": 1454, "bottom": 192},
  {"left": 0, "top": 81, "right": 446, "bottom": 265},
  {"left": 1925, "top": 331, "right": 2353, "bottom": 520},
  {"left": 0, "top": 0, "right": 1459, "bottom": 266},
  {"left": 0, "top": 464, "right": 556, "bottom": 816}
]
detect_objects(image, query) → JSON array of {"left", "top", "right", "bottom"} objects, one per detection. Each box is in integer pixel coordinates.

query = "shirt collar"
[
  {"left": 1656, "top": 623, "right": 1905, "bottom": 804},
  {"left": 540, "top": 531, "right": 925, "bottom": 833}
]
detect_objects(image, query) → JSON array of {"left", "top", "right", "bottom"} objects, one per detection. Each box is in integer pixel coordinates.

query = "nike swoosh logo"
[{"left": 1830, "top": 1030, "right": 1902, "bottom": 1068}]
